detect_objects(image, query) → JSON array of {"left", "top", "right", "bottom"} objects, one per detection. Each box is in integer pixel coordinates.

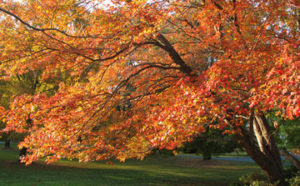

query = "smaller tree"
[
  {"left": 183, "top": 127, "right": 240, "bottom": 160},
  {"left": 276, "top": 119, "right": 300, "bottom": 152},
  {"left": 0, "top": 70, "right": 59, "bottom": 159},
  {"left": 0, "top": 121, "right": 13, "bottom": 148},
  {"left": 274, "top": 118, "right": 300, "bottom": 170}
]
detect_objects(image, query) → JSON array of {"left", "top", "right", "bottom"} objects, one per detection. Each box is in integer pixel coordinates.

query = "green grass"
[
  {"left": 217, "top": 151, "right": 249, "bottom": 157},
  {"left": 0, "top": 147, "right": 261, "bottom": 186}
]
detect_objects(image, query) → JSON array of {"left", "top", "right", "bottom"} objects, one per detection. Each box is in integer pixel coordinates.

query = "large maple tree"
[{"left": 0, "top": 0, "right": 299, "bottom": 184}]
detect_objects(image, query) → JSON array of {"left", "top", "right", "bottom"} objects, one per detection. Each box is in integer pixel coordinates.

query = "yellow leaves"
[
  {"left": 31, "top": 45, "right": 41, "bottom": 52},
  {"left": 77, "top": 106, "right": 83, "bottom": 112},
  {"left": 275, "top": 110, "right": 282, "bottom": 116},
  {"left": 118, "top": 155, "right": 126, "bottom": 163},
  {"left": 30, "top": 105, "right": 38, "bottom": 112},
  {"left": 196, "top": 116, "right": 206, "bottom": 124},
  {"left": 172, "top": 150, "right": 178, "bottom": 156}
]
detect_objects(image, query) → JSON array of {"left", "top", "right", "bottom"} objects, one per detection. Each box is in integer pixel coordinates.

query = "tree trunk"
[
  {"left": 202, "top": 151, "right": 212, "bottom": 160},
  {"left": 280, "top": 148, "right": 300, "bottom": 170},
  {"left": 237, "top": 112, "right": 288, "bottom": 185},
  {"left": 4, "top": 139, "right": 10, "bottom": 148},
  {"left": 19, "top": 147, "right": 27, "bottom": 163}
]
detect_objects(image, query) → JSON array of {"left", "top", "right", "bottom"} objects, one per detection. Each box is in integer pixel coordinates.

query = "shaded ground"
[
  {"left": 0, "top": 148, "right": 262, "bottom": 186},
  {"left": 179, "top": 154, "right": 255, "bottom": 163},
  {"left": 179, "top": 154, "right": 300, "bottom": 164}
]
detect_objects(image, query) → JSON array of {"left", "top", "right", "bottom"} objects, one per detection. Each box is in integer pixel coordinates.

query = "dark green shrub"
[{"left": 231, "top": 171, "right": 300, "bottom": 186}]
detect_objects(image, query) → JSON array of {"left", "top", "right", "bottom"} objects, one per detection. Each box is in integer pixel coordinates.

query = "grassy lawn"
[{"left": 0, "top": 147, "right": 262, "bottom": 186}]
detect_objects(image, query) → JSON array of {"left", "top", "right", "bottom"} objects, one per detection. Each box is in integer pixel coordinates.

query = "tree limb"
[{"left": 0, "top": 7, "right": 95, "bottom": 39}]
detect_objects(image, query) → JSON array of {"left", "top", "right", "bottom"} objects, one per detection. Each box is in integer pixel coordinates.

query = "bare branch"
[{"left": 0, "top": 7, "right": 96, "bottom": 39}]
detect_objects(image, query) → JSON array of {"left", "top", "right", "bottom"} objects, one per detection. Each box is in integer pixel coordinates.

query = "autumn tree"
[{"left": 0, "top": 0, "right": 299, "bottom": 185}]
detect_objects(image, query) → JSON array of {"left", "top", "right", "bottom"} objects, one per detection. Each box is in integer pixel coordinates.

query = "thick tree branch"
[
  {"left": 232, "top": 0, "right": 242, "bottom": 35},
  {"left": 156, "top": 34, "right": 193, "bottom": 75},
  {"left": 212, "top": 1, "right": 223, "bottom": 10}
]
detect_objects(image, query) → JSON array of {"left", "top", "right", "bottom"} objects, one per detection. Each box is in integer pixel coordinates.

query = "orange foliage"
[{"left": 0, "top": 0, "right": 298, "bottom": 164}]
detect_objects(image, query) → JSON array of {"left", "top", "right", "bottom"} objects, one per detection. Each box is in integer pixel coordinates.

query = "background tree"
[
  {"left": 276, "top": 119, "right": 300, "bottom": 152},
  {"left": 273, "top": 117, "right": 300, "bottom": 170},
  {"left": 0, "top": 71, "right": 41, "bottom": 155},
  {"left": 0, "top": 0, "right": 298, "bottom": 185},
  {"left": 183, "top": 127, "right": 240, "bottom": 160},
  {"left": 0, "top": 72, "right": 40, "bottom": 148}
]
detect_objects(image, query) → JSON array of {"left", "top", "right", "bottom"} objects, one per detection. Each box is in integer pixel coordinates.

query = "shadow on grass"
[{"left": 0, "top": 149, "right": 260, "bottom": 186}]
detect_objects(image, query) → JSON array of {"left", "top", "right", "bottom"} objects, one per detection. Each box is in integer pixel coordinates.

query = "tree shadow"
[{"left": 0, "top": 157, "right": 250, "bottom": 186}]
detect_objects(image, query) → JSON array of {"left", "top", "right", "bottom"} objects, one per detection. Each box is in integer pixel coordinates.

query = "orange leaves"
[{"left": 0, "top": 0, "right": 298, "bottom": 165}]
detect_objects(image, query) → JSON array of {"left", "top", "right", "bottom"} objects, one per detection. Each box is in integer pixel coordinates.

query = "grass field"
[{"left": 0, "top": 147, "right": 262, "bottom": 186}]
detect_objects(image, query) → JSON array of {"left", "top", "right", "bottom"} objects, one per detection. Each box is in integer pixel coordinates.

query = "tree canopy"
[{"left": 0, "top": 0, "right": 299, "bottom": 184}]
